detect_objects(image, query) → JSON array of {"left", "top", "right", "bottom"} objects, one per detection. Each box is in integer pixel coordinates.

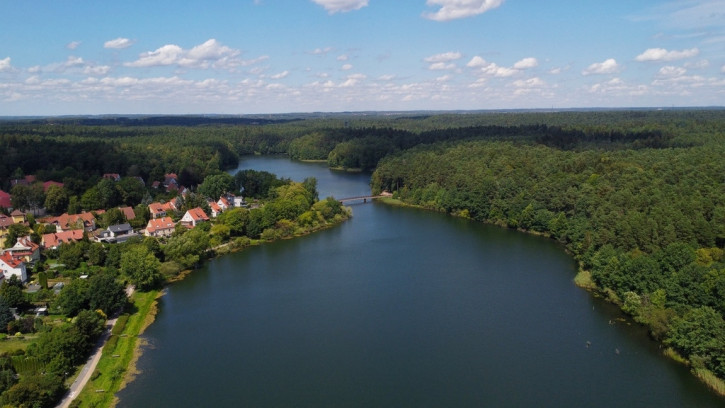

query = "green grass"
[
  {"left": 0, "top": 335, "right": 35, "bottom": 354},
  {"left": 74, "top": 290, "right": 159, "bottom": 408}
]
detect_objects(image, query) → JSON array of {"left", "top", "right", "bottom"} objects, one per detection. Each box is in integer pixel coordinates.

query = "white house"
[
  {"left": 0, "top": 252, "right": 27, "bottom": 282},
  {"left": 180, "top": 207, "right": 209, "bottom": 228}
]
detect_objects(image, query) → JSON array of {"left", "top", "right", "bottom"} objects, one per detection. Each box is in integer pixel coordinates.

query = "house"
[
  {"left": 208, "top": 201, "right": 222, "bottom": 218},
  {"left": 0, "top": 215, "right": 13, "bottom": 248},
  {"left": 3, "top": 236, "right": 40, "bottom": 263},
  {"left": 10, "top": 210, "right": 25, "bottom": 224},
  {"left": 163, "top": 173, "right": 178, "bottom": 188},
  {"left": 217, "top": 196, "right": 231, "bottom": 211},
  {"left": 47, "top": 212, "right": 97, "bottom": 232},
  {"left": 96, "top": 223, "right": 137, "bottom": 243},
  {"left": 0, "top": 190, "right": 11, "bottom": 209},
  {"left": 145, "top": 217, "right": 176, "bottom": 238},
  {"left": 42, "top": 180, "right": 64, "bottom": 192},
  {"left": 180, "top": 207, "right": 209, "bottom": 228},
  {"left": 42, "top": 230, "right": 85, "bottom": 249},
  {"left": 149, "top": 201, "right": 177, "bottom": 219},
  {"left": 119, "top": 206, "right": 136, "bottom": 221},
  {"left": 103, "top": 173, "right": 121, "bottom": 182},
  {"left": 108, "top": 223, "right": 133, "bottom": 237},
  {"left": 10, "top": 175, "right": 36, "bottom": 187},
  {"left": 0, "top": 252, "right": 27, "bottom": 282}
]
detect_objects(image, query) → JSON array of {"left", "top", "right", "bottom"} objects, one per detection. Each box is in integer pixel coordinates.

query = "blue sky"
[{"left": 1, "top": 0, "right": 724, "bottom": 115}]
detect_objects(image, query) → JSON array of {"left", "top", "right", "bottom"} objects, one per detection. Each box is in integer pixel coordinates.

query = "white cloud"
[
  {"left": 104, "top": 37, "right": 134, "bottom": 49},
  {"left": 513, "top": 77, "right": 545, "bottom": 88},
  {"left": 466, "top": 56, "right": 517, "bottom": 77},
  {"left": 657, "top": 66, "right": 686, "bottom": 77},
  {"left": 66, "top": 41, "right": 81, "bottom": 50},
  {"left": 635, "top": 47, "right": 699, "bottom": 62},
  {"left": 311, "top": 0, "right": 368, "bottom": 14},
  {"left": 337, "top": 54, "right": 349, "bottom": 61},
  {"left": 428, "top": 62, "right": 456, "bottom": 70},
  {"left": 126, "top": 44, "right": 184, "bottom": 67},
  {"left": 513, "top": 57, "right": 538, "bottom": 69},
  {"left": 0, "top": 57, "right": 12, "bottom": 72},
  {"left": 310, "top": 47, "right": 334, "bottom": 56},
  {"left": 582, "top": 58, "right": 620, "bottom": 75},
  {"left": 125, "top": 39, "right": 244, "bottom": 69},
  {"left": 424, "top": 0, "right": 504, "bottom": 22},
  {"left": 424, "top": 52, "right": 462, "bottom": 63},
  {"left": 270, "top": 71, "right": 289, "bottom": 79},
  {"left": 84, "top": 65, "right": 112, "bottom": 76},
  {"left": 341, "top": 64, "right": 353, "bottom": 70},
  {"left": 721, "top": 64, "right": 725, "bottom": 73}
]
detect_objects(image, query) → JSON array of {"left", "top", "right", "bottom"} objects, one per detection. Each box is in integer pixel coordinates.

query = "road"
[{"left": 56, "top": 285, "right": 135, "bottom": 408}]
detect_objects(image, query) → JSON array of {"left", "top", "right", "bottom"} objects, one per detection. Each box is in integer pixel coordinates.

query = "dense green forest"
[
  {"left": 367, "top": 112, "right": 725, "bottom": 386},
  {"left": 1, "top": 109, "right": 725, "bottom": 399}
]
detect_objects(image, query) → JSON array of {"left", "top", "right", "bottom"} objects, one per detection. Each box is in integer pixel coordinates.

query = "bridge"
[{"left": 338, "top": 192, "right": 392, "bottom": 204}]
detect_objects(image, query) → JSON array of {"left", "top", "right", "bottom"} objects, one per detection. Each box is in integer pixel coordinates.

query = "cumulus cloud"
[
  {"left": 466, "top": 56, "right": 517, "bottom": 77},
  {"left": 424, "top": 0, "right": 504, "bottom": 22},
  {"left": 104, "top": 37, "right": 134, "bottom": 49},
  {"left": 424, "top": 52, "right": 462, "bottom": 63},
  {"left": 658, "top": 66, "right": 686, "bottom": 77},
  {"left": 635, "top": 47, "right": 699, "bottom": 62},
  {"left": 721, "top": 64, "right": 725, "bottom": 73},
  {"left": 582, "top": 58, "right": 620, "bottom": 75},
  {"left": 513, "top": 57, "right": 538, "bottom": 69},
  {"left": 0, "top": 57, "right": 12, "bottom": 72},
  {"left": 311, "top": 0, "right": 368, "bottom": 14},
  {"left": 341, "top": 64, "right": 353, "bottom": 70},
  {"left": 125, "top": 39, "right": 243, "bottom": 69},
  {"left": 66, "top": 41, "right": 81, "bottom": 50}
]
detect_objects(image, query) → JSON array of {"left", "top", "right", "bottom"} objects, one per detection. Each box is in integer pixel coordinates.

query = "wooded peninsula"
[{"left": 0, "top": 109, "right": 724, "bottom": 406}]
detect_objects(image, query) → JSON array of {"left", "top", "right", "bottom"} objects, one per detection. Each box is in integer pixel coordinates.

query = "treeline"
[{"left": 370, "top": 131, "right": 725, "bottom": 382}]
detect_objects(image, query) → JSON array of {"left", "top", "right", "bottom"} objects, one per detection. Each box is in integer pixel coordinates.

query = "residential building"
[
  {"left": 0, "top": 252, "right": 27, "bottom": 282},
  {"left": 0, "top": 190, "right": 11, "bottom": 209},
  {"left": 42, "top": 230, "right": 85, "bottom": 249},
  {"left": 145, "top": 217, "right": 176, "bottom": 238},
  {"left": 180, "top": 207, "right": 209, "bottom": 228}
]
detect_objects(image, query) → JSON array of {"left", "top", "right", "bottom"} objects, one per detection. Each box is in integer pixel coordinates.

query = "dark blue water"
[{"left": 117, "top": 156, "right": 724, "bottom": 407}]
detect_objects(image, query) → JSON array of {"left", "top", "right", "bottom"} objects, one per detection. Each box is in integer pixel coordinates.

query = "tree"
[
  {"left": 54, "top": 279, "right": 89, "bottom": 317},
  {"left": 0, "top": 276, "right": 26, "bottom": 309},
  {"left": 0, "top": 298, "right": 15, "bottom": 334},
  {"left": 3, "top": 224, "right": 30, "bottom": 249},
  {"left": 198, "top": 173, "right": 235, "bottom": 200},
  {"left": 120, "top": 245, "right": 163, "bottom": 291},
  {"left": 163, "top": 228, "right": 210, "bottom": 269},
  {"left": 88, "top": 273, "right": 126, "bottom": 315},
  {"left": 216, "top": 207, "right": 249, "bottom": 236},
  {"left": 43, "top": 185, "right": 70, "bottom": 215}
]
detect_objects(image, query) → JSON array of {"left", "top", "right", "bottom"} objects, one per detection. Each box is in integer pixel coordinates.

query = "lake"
[{"left": 117, "top": 156, "right": 724, "bottom": 407}]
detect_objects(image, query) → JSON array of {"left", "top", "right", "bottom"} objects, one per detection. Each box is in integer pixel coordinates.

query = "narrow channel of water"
[{"left": 117, "top": 156, "right": 724, "bottom": 407}]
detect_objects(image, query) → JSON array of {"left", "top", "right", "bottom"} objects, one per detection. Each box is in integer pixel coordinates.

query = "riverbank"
[
  {"left": 69, "top": 206, "right": 353, "bottom": 407},
  {"left": 379, "top": 195, "right": 725, "bottom": 399}
]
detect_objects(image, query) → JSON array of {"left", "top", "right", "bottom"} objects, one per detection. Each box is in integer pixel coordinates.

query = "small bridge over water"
[{"left": 338, "top": 192, "right": 392, "bottom": 204}]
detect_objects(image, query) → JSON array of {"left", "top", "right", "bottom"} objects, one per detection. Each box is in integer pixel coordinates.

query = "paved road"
[{"left": 56, "top": 285, "right": 135, "bottom": 408}]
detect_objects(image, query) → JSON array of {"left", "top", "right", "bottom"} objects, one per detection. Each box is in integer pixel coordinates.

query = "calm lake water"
[{"left": 117, "top": 156, "right": 724, "bottom": 407}]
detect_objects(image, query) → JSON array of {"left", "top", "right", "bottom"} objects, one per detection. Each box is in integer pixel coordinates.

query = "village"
[{"left": 0, "top": 172, "right": 248, "bottom": 287}]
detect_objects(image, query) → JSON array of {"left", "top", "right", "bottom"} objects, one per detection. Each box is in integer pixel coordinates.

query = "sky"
[{"left": 1, "top": 0, "right": 724, "bottom": 115}]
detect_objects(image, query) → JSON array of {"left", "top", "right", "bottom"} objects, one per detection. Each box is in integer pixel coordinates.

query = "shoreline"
[
  {"left": 378, "top": 196, "right": 725, "bottom": 398},
  {"left": 90, "top": 210, "right": 353, "bottom": 406}
]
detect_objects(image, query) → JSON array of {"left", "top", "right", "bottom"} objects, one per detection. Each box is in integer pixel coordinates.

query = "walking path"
[{"left": 56, "top": 285, "right": 135, "bottom": 408}]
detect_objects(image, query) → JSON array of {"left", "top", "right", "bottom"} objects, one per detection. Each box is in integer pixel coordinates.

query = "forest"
[{"left": 0, "top": 108, "right": 724, "bottom": 403}]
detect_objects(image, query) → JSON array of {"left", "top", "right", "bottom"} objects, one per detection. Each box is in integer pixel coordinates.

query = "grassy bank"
[{"left": 72, "top": 290, "right": 160, "bottom": 408}]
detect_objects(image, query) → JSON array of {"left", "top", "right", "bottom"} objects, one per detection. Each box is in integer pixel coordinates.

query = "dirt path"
[{"left": 56, "top": 285, "right": 135, "bottom": 408}]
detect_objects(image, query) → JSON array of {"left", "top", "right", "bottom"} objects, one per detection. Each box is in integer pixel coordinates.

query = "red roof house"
[
  {"left": 0, "top": 190, "right": 11, "bottom": 209},
  {"left": 180, "top": 207, "right": 209, "bottom": 228}
]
